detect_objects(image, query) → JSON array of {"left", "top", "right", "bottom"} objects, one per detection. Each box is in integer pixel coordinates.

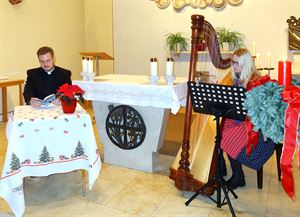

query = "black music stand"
[{"left": 185, "top": 81, "right": 247, "bottom": 217}]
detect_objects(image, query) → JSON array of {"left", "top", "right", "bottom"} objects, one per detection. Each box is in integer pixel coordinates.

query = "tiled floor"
[{"left": 1, "top": 119, "right": 300, "bottom": 217}]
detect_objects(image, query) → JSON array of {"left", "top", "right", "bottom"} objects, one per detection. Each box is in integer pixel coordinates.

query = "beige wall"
[
  {"left": 85, "top": 0, "right": 114, "bottom": 75},
  {"left": 0, "top": 0, "right": 86, "bottom": 78},
  {"left": 113, "top": 0, "right": 300, "bottom": 79},
  {"left": 0, "top": 1, "right": 3, "bottom": 78},
  {"left": 0, "top": 0, "right": 113, "bottom": 115},
  {"left": 0, "top": 0, "right": 86, "bottom": 113},
  {"left": 1, "top": 0, "right": 298, "bottom": 114}
]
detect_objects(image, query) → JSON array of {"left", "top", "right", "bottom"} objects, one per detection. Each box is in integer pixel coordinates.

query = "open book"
[{"left": 39, "top": 94, "right": 56, "bottom": 106}]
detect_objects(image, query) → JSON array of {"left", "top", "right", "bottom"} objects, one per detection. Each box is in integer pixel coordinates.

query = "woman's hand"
[{"left": 209, "top": 78, "right": 218, "bottom": 84}]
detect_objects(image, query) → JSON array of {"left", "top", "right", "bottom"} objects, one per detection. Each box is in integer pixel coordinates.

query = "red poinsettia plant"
[{"left": 56, "top": 83, "right": 85, "bottom": 105}]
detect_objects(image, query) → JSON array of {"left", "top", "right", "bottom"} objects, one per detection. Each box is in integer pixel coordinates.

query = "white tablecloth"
[
  {"left": 73, "top": 74, "right": 187, "bottom": 114},
  {"left": 0, "top": 105, "right": 101, "bottom": 217}
]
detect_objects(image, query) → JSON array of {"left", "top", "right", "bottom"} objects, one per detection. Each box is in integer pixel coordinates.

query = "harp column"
[
  {"left": 175, "top": 14, "right": 204, "bottom": 191},
  {"left": 287, "top": 16, "right": 300, "bottom": 74}
]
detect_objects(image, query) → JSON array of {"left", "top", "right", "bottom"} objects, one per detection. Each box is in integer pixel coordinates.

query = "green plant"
[
  {"left": 164, "top": 32, "right": 189, "bottom": 53},
  {"left": 56, "top": 83, "right": 85, "bottom": 105},
  {"left": 216, "top": 27, "right": 245, "bottom": 50}
]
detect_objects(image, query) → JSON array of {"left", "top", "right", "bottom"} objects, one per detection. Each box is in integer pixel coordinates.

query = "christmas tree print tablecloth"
[{"left": 0, "top": 105, "right": 101, "bottom": 217}]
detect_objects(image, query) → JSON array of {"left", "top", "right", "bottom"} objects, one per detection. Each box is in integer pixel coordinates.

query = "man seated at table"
[{"left": 23, "top": 46, "right": 72, "bottom": 107}]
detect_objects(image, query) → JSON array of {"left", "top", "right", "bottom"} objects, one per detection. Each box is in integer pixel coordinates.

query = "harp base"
[{"left": 169, "top": 168, "right": 214, "bottom": 196}]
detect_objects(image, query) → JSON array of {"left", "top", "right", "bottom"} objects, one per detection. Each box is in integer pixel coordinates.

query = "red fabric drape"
[
  {"left": 245, "top": 75, "right": 276, "bottom": 155},
  {"left": 280, "top": 85, "right": 300, "bottom": 199}
]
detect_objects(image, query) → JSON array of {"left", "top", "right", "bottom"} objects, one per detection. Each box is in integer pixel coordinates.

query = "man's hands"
[
  {"left": 52, "top": 99, "right": 61, "bottom": 106},
  {"left": 30, "top": 98, "right": 42, "bottom": 107},
  {"left": 30, "top": 97, "right": 60, "bottom": 107}
]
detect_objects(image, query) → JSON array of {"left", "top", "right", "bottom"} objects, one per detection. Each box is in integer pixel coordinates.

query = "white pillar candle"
[
  {"left": 150, "top": 58, "right": 158, "bottom": 76},
  {"left": 87, "top": 57, "right": 94, "bottom": 73},
  {"left": 259, "top": 61, "right": 262, "bottom": 70},
  {"left": 82, "top": 57, "right": 88, "bottom": 73},
  {"left": 282, "top": 55, "right": 287, "bottom": 61},
  {"left": 252, "top": 41, "right": 256, "bottom": 56},
  {"left": 267, "top": 52, "right": 271, "bottom": 68},
  {"left": 166, "top": 57, "right": 174, "bottom": 76},
  {"left": 256, "top": 52, "right": 260, "bottom": 68}
]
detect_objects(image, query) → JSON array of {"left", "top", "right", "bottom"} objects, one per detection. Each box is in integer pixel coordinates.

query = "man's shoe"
[{"left": 226, "top": 176, "right": 246, "bottom": 190}]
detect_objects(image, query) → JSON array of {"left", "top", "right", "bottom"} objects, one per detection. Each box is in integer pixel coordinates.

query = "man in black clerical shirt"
[{"left": 23, "top": 46, "right": 72, "bottom": 107}]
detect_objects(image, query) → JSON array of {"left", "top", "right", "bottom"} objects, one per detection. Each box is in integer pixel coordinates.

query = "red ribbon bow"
[
  {"left": 245, "top": 75, "right": 275, "bottom": 156},
  {"left": 280, "top": 85, "right": 300, "bottom": 199},
  {"left": 246, "top": 75, "right": 274, "bottom": 91}
]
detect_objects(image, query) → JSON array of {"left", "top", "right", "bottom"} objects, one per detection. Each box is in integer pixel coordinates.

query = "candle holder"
[
  {"left": 257, "top": 67, "right": 274, "bottom": 76},
  {"left": 81, "top": 72, "right": 95, "bottom": 81},
  {"left": 149, "top": 75, "right": 159, "bottom": 85},
  {"left": 164, "top": 75, "right": 176, "bottom": 85},
  {"left": 252, "top": 55, "right": 258, "bottom": 68},
  {"left": 263, "top": 67, "right": 274, "bottom": 76}
]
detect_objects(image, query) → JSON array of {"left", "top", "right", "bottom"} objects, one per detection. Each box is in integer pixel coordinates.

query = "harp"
[
  {"left": 169, "top": 15, "right": 232, "bottom": 192},
  {"left": 287, "top": 16, "right": 300, "bottom": 74},
  {"left": 287, "top": 16, "right": 300, "bottom": 50}
]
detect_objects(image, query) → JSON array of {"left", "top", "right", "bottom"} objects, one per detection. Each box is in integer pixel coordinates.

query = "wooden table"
[
  {"left": 0, "top": 105, "right": 101, "bottom": 217},
  {"left": 0, "top": 79, "right": 24, "bottom": 122}
]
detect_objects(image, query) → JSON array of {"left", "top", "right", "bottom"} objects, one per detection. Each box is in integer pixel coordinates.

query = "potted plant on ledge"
[
  {"left": 216, "top": 27, "right": 245, "bottom": 51},
  {"left": 164, "top": 32, "right": 189, "bottom": 54}
]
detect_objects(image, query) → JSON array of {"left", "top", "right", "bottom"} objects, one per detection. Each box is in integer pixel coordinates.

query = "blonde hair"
[{"left": 231, "top": 48, "right": 258, "bottom": 85}]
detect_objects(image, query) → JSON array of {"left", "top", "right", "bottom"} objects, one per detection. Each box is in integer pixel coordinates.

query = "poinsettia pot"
[{"left": 61, "top": 98, "right": 77, "bottom": 114}]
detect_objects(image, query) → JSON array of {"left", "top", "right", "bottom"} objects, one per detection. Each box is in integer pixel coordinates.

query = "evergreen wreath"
[
  {"left": 292, "top": 77, "right": 300, "bottom": 87},
  {"left": 244, "top": 81, "right": 287, "bottom": 143},
  {"left": 244, "top": 78, "right": 300, "bottom": 143}
]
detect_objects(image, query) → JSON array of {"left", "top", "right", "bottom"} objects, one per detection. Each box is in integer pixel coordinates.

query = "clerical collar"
[{"left": 45, "top": 67, "right": 55, "bottom": 75}]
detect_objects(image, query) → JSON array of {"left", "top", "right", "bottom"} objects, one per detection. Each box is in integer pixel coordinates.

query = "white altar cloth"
[
  {"left": 0, "top": 105, "right": 101, "bottom": 217},
  {"left": 73, "top": 74, "right": 187, "bottom": 114}
]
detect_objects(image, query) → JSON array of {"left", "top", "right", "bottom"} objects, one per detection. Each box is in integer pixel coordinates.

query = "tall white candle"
[
  {"left": 166, "top": 57, "right": 174, "bottom": 76},
  {"left": 267, "top": 52, "right": 271, "bottom": 68},
  {"left": 87, "top": 57, "right": 93, "bottom": 73},
  {"left": 282, "top": 55, "right": 287, "bottom": 61},
  {"left": 252, "top": 42, "right": 256, "bottom": 56},
  {"left": 259, "top": 61, "right": 262, "bottom": 70},
  {"left": 256, "top": 52, "right": 260, "bottom": 68},
  {"left": 150, "top": 58, "right": 158, "bottom": 76},
  {"left": 82, "top": 57, "right": 88, "bottom": 73}
]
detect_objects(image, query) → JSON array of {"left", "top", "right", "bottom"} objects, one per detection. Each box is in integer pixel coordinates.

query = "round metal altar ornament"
[
  {"left": 198, "top": 0, "right": 208, "bottom": 9},
  {"left": 154, "top": 0, "right": 171, "bottom": 9},
  {"left": 228, "top": 0, "right": 243, "bottom": 6},
  {"left": 212, "top": 0, "right": 226, "bottom": 9},
  {"left": 105, "top": 105, "right": 146, "bottom": 150}
]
